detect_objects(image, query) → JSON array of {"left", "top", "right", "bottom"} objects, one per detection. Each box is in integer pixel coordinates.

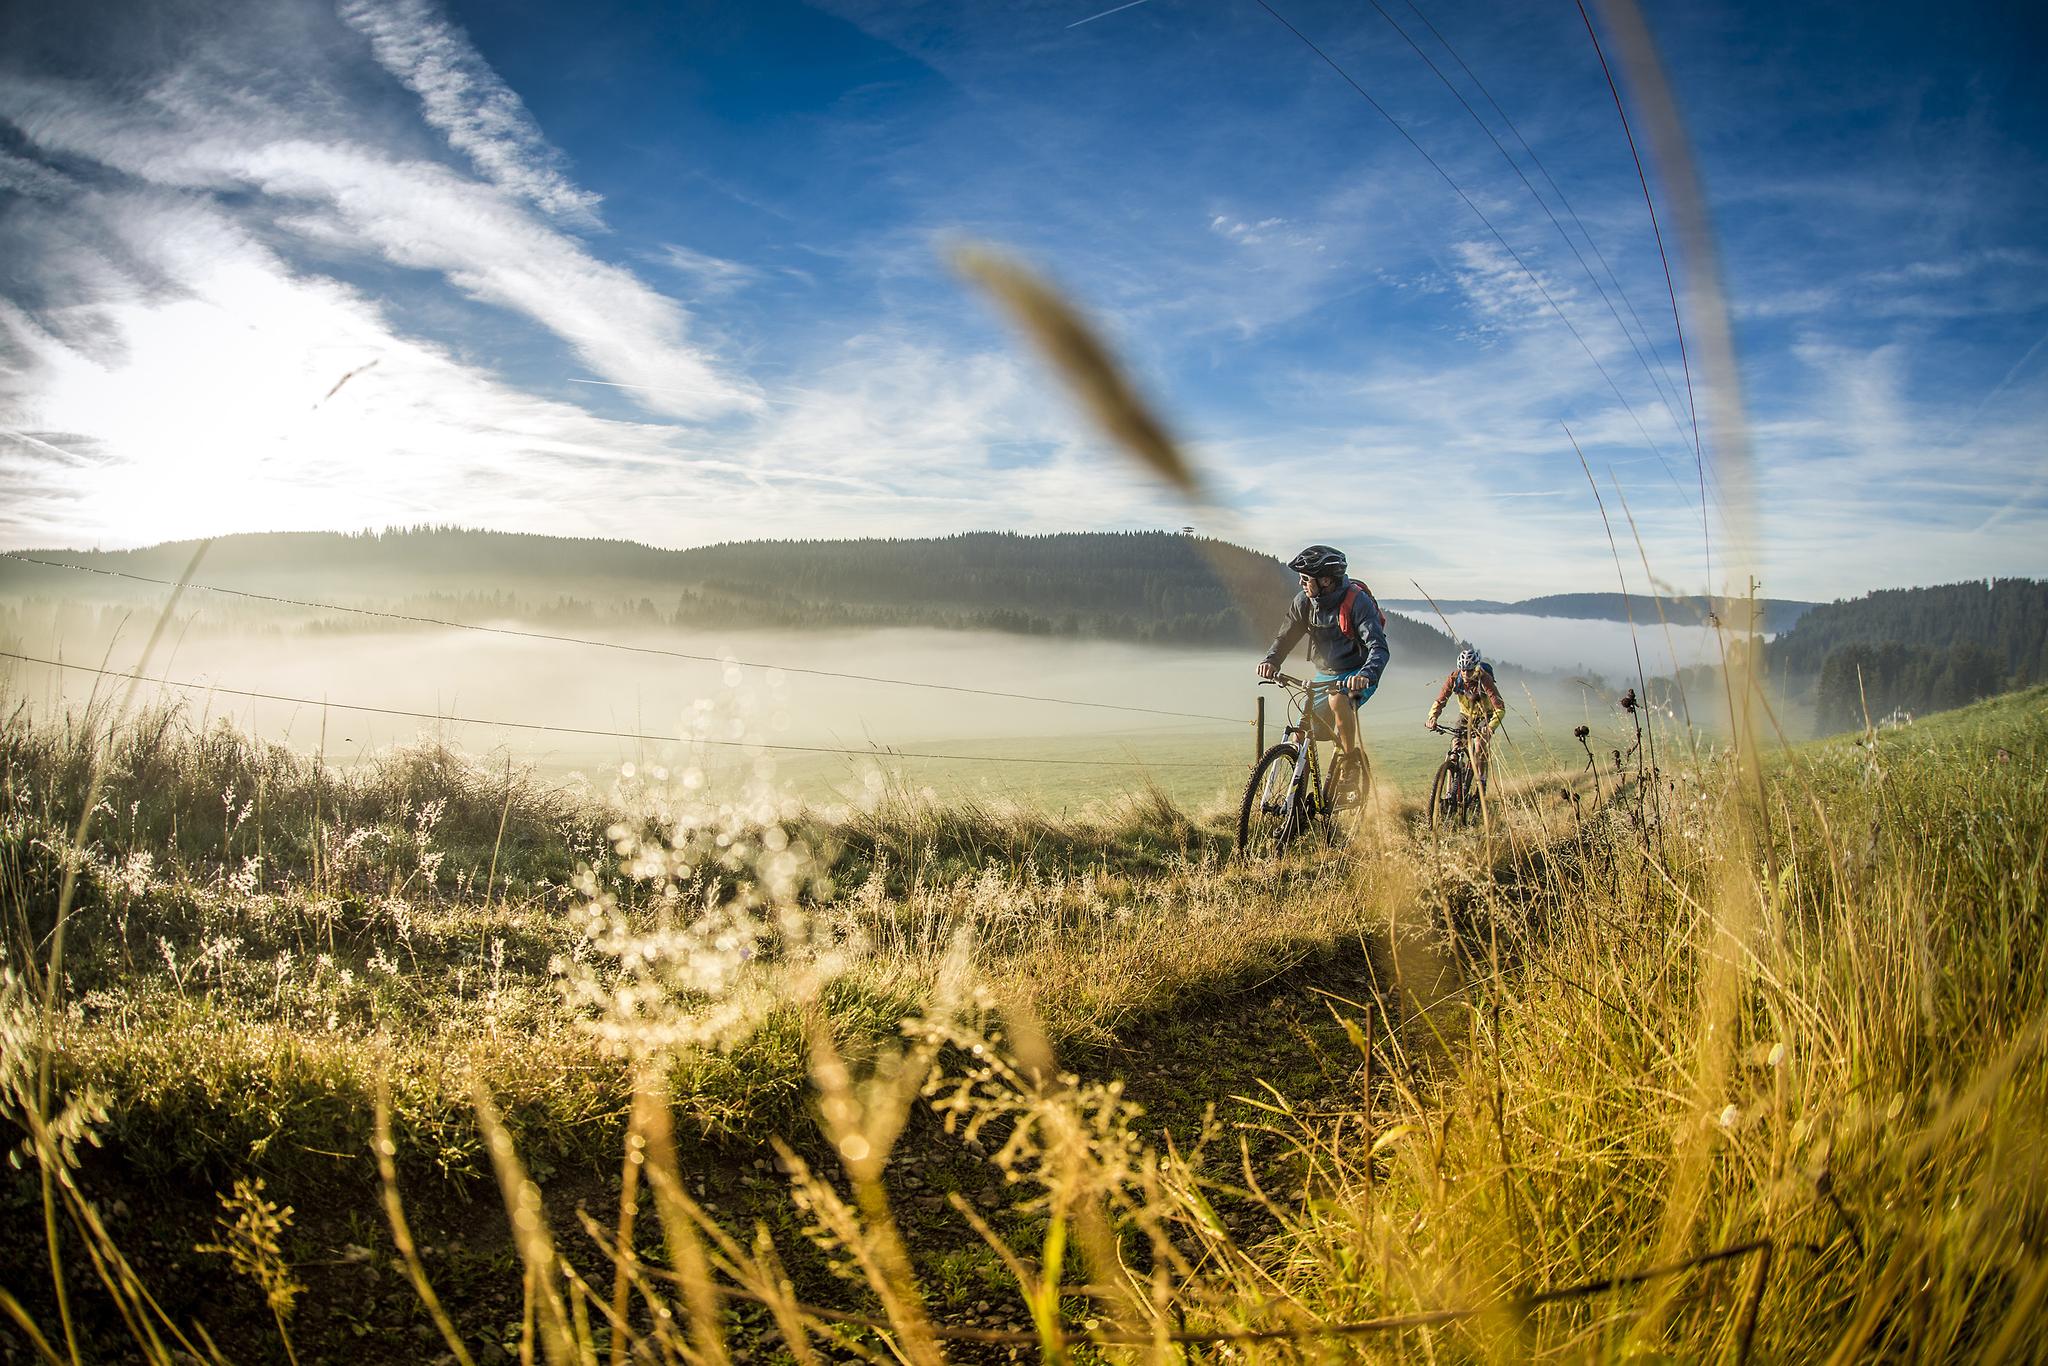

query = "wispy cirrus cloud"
[
  {"left": 0, "top": 0, "right": 2041, "bottom": 604},
  {"left": 1209, "top": 214, "right": 1322, "bottom": 250},
  {"left": 2, "top": 86, "right": 762, "bottom": 423},
  {"left": 337, "top": 0, "right": 603, "bottom": 225},
  {"left": 0, "top": 147, "right": 69, "bottom": 199},
  {"left": 0, "top": 179, "right": 1172, "bottom": 551},
  {"left": 657, "top": 243, "right": 763, "bottom": 297},
  {"left": 1447, "top": 239, "right": 1579, "bottom": 337}
]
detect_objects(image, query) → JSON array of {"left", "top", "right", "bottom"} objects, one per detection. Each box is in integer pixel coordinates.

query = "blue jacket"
[{"left": 1262, "top": 578, "right": 1391, "bottom": 679}]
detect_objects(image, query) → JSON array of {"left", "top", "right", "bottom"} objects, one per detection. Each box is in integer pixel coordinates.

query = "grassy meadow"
[{"left": 2, "top": 681, "right": 2043, "bottom": 1362}]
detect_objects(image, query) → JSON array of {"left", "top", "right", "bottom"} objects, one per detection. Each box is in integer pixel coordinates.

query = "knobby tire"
[
  {"left": 1429, "top": 757, "right": 1474, "bottom": 831},
  {"left": 1240, "top": 742, "right": 1307, "bottom": 858}
]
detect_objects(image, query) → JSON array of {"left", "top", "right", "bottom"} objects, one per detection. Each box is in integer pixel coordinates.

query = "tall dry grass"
[{"left": 5, "top": 681, "right": 2043, "bottom": 1361}]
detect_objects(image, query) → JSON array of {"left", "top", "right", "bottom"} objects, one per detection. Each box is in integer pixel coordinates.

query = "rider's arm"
[
  {"left": 1425, "top": 672, "right": 1453, "bottom": 725},
  {"left": 1260, "top": 599, "right": 1307, "bottom": 671}
]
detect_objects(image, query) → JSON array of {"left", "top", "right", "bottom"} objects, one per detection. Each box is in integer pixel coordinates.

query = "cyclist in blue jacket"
[{"left": 1257, "top": 544, "right": 1390, "bottom": 768}]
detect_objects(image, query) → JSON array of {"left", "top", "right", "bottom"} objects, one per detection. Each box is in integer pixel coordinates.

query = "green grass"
[
  {"left": 4, "top": 687, "right": 2043, "bottom": 1362},
  {"left": 0, "top": 698, "right": 1400, "bottom": 1182}
]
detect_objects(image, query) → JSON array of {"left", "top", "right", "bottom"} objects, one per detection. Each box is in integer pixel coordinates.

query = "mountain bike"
[
  {"left": 1426, "top": 721, "right": 1485, "bottom": 830},
  {"left": 1238, "top": 673, "right": 1373, "bottom": 857}
]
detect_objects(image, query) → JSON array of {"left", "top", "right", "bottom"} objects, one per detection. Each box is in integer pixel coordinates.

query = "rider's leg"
[
  {"left": 1333, "top": 692, "right": 1361, "bottom": 760},
  {"left": 1308, "top": 683, "right": 1342, "bottom": 743}
]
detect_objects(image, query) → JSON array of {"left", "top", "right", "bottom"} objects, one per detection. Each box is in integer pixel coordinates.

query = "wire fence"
[
  {"left": 0, "top": 649, "right": 1228, "bottom": 770},
  {"left": 1, "top": 555, "right": 1652, "bottom": 777},
  {"left": 0, "top": 553, "right": 1244, "bottom": 726}
]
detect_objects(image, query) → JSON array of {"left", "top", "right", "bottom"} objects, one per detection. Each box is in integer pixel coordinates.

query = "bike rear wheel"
[{"left": 1239, "top": 742, "right": 1306, "bottom": 857}]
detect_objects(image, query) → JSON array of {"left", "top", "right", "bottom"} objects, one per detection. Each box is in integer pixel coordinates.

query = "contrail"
[
  {"left": 1954, "top": 325, "right": 2048, "bottom": 533},
  {"left": 1952, "top": 323, "right": 2048, "bottom": 442},
  {"left": 1068, "top": 0, "right": 1152, "bottom": 29},
  {"left": 0, "top": 428, "right": 93, "bottom": 465}
]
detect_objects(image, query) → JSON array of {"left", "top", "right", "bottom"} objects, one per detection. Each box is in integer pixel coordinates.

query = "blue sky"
[{"left": 0, "top": 0, "right": 2042, "bottom": 600}]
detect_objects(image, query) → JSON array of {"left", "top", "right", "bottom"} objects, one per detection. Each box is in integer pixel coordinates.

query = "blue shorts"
[{"left": 1310, "top": 670, "right": 1378, "bottom": 737}]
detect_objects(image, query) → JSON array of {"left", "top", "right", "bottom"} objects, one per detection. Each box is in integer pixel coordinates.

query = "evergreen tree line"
[
  {"left": 1758, "top": 578, "right": 2047, "bottom": 732},
  {"left": 1768, "top": 579, "right": 2048, "bottom": 678},
  {"left": 1814, "top": 642, "right": 2008, "bottom": 731}
]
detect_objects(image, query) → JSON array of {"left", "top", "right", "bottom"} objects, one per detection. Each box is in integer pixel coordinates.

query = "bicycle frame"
[
  {"left": 1431, "top": 720, "right": 1475, "bottom": 767},
  {"left": 1427, "top": 720, "right": 1481, "bottom": 828},
  {"left": 1271, "top": 671, "right": 1341, "bottom": 800},
  {"left": 1239, "top": 671, "right": 1368, "bottom": 855}
]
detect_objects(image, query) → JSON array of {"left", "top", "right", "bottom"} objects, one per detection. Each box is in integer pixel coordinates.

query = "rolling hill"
[
  {"left": 1762, "top": 578, "right": 2048, "bottom": 729},
  {"left": 2, "top": 527, "right": 1475, "bottom": 664}
]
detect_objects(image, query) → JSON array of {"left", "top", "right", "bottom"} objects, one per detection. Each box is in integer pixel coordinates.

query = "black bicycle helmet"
[{"left": 1287, "top": 544, "right": 1347, "bottom": 578}]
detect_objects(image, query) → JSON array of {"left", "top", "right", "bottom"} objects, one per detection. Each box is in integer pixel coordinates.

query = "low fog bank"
[
  {"left": 1392, "top": 610, "right": 1756, "bottom": 685},
  {"left": 3, "top": 610, "right": 1635, "bottom": 808}
]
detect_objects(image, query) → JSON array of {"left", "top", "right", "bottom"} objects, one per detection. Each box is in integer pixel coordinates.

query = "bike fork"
[
  {"left": 1286, "top": 729, "right": 1317, "bottom": 799},
  {"left": 1290, "top": 752, "right": 1314, "bottom": 800}
]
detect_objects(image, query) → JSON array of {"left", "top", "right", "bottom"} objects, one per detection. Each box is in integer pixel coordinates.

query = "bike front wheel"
[
  {"left": 1428, "top": 758, "right": 1473, "bottom": 830},
  {"left": 1239, "top": 742, "right": 1306, "bottom": 857}
]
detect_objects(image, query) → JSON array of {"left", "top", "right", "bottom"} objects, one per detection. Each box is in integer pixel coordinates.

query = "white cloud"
[
  {"left": 658, "top": 243, "right": 762, "bottom": 296},
  {"left": 0, "top": 77, "right": 763, "bottom": 421},
  {"left": 337, "top": 0, "right": 603, "bottom": 225},
  {"left": 0, "top": 192, "right": 701, "bottom": 544},
  {"left": 0, "top": 183, "right": 1192, "bottom": 552},
  {"left": 1730, "top": 336, "right": 2048, "bottom": 592},
  {"left": 1731, "top": 286, "right": 1836, "bottom": 320},
  {"left": 0, "top": 148, "right": 70, "bottom": 199},
  {"left": 1448, "top": 239, "right": 1576, "bottom": 335},
  {"left": 1209, "top": 214, "right": 1299, "bottom": 247}
]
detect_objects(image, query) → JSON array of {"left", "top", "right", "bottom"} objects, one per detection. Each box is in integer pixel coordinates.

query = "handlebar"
[{"left": 1260, "top": 672, "right": 1357, "bottom": 694}]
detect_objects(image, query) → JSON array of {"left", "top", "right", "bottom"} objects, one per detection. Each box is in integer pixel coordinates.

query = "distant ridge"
[
  {"left": 1382, "top": 593, "right": 1817, "bottom": 634},
  {"left": 2, "top": 527, "right": 1477, "bottom": 665}
]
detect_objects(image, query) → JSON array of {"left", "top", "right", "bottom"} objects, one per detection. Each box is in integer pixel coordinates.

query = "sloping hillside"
[
  {"left": 1763, "top": 578, "right": 2048, "bottom": 730},
  {"left": 1766, "top": 578, "right": 2048, "bottom": 678},
  {"left": 2, "top": 527, "right": 1467, "bottom": 662}
]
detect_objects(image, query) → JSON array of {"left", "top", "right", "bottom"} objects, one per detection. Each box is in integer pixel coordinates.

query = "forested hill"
[
  {"left": 1768, "top": 579, "right": 2048, "bottom": 677},
  {"left": 1764, "top": 579, "right": 2048, "bottom": 730},
  {"left": 4, "top": 527, "right": 1467, "bottom": 663},
  {"left": 1382, "top": 593, "right": 1816, "bottom": 633}
]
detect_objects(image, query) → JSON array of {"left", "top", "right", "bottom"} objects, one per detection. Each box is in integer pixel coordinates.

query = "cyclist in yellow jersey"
[{"left": 1426, "top": 647, "right": 1505, "bottom": 790}]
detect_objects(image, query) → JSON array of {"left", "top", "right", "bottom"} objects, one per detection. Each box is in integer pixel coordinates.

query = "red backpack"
[{"left": 1336, "top": 580, "right": 1385, "bottom": 639}]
